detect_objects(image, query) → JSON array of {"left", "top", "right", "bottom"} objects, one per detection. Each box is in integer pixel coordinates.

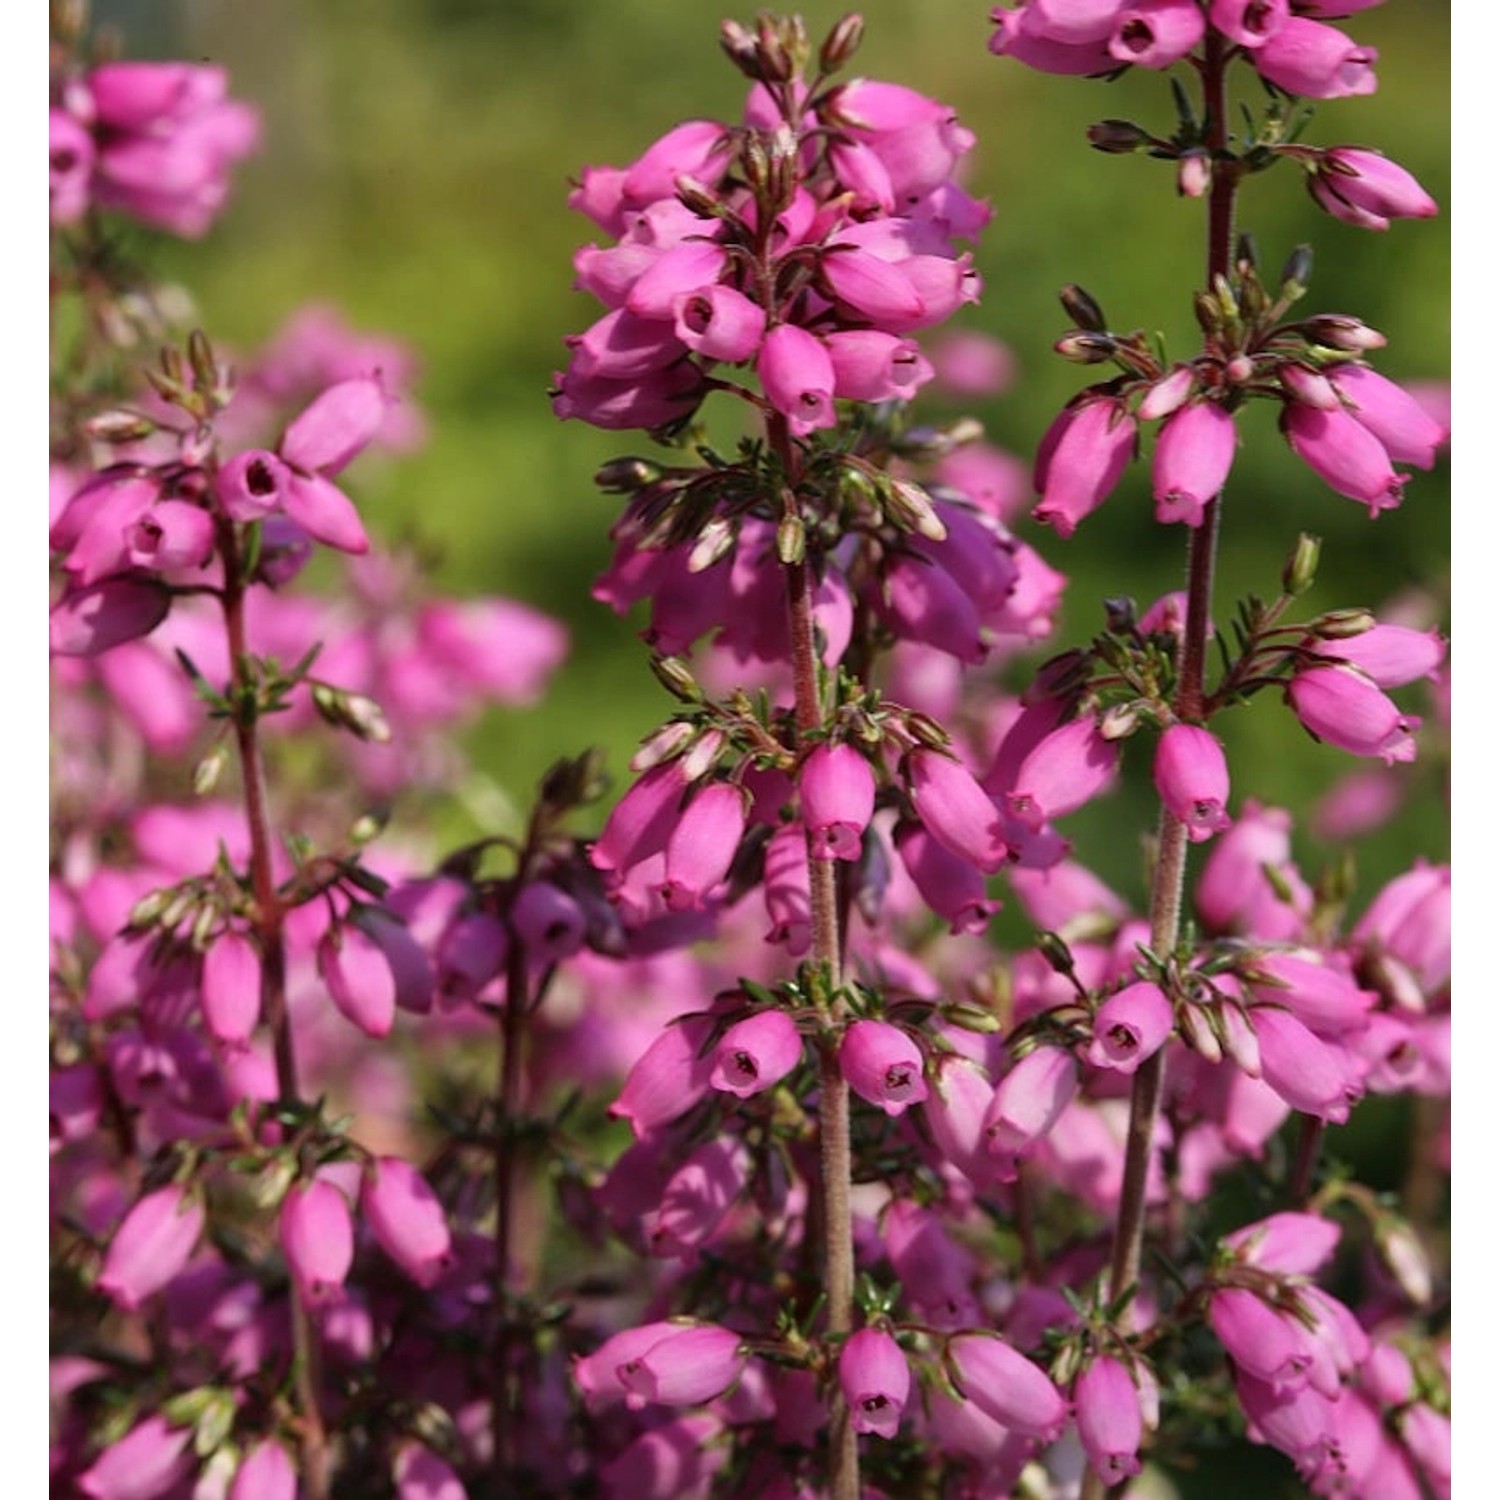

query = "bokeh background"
[{"left": 78, "top": 5, "right": 1450, "bottom": 1488}]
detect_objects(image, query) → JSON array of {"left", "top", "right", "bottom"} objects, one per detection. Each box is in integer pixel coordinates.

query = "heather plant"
[{"left": 50, "top": 5, "right": 1448, "bottom": 1500}]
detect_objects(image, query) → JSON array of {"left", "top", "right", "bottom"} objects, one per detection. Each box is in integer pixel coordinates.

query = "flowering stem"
[
  {"left": 1087, "top": 39, "right": 1235, "bottom": 1500},
  {"left": 218, "top": 517, "right": 331, "bottom": 1500},
  {"left": 771, "top": 415, "right": 858, "bottom": 1500},
  {"left": 490, "top": 934, "right": 529, "bottom": 1495}
]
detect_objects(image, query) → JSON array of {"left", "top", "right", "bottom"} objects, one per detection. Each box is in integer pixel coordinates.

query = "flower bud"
[
  {"left": 947, "top": 1334, "right": 1068, "bottom": 1441},
  {"left": 279, "top": 1179, "right": 354, "bottom": 1306},
  {"left": 96, "top": 1184, "right": 205, "bottom": 1310}
]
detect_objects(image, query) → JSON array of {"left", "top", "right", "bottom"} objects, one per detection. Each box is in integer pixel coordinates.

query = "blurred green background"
[
  {"left": 87, "top": 5, "right": 1448, "bottom": 1495},
  {"left": 102, "top": 0, "right": 1449, "bottom": 910}
]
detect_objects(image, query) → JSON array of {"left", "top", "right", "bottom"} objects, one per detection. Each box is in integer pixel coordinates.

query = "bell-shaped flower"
[
  {"left": 1328, "top": 366, "right": 1447, "bottom": 468},
  {"left": 659, "top": 780, "right": 748, "bottom": 912},
  {"left": 76, "top": 1414, "right": 194, "bottom": 1500},
  {"left": 279, "top": 1179, "right": 354, "bottom": 1307},
  {"left": 1152, "top": 402, "right": 1236, "bottom": 527},
  {"left": 1154, "top": 724, "right": 1231, "bottom": 841},
  {"left": 362, "top": 1157, "right": 454, "bottom": 1288},
  {"left": 274, "top": 377, "right": 390, "bottom": 553},
  {"left": 1310, "top": 147, "right": 1438, "bottom": 231},
  {"left": 200, "top": 930, "right": 262, "bottom": 1047},
  {"left": 1287, "top": 663, "right": 1419, "bottom": 764},
  {"left": 1252, "top": 1007, "right": 1361, "bottom": 1121},
  {"left": 1223, "top": 1211, "right": 1341, "bottom": 1276},
  {"left": 906, "top": 749, "right": 1008, "bottom": 872},
  {"left": 840, "top": 1328, "right": 911, "bottom": 1439},
  {"left": 840, "top": 1020, "right": 929, "bottom": 1117},
  {"left": 1209, "top": 0, "right": 1289, "bottom": 48},
  {"left": 946, "top": 1333, "right": 1069, "bottom": 1440},
  {"left": 393, "top": 1445, "right": 466, "bottom": 1500},
  {"left": 1076, "top": 1355, "right": 1146, "bottom": 1484},
  {"left": 800, "top": 743, "right": 876, "bottom": 862},
  {"left": 645, "top": 1137, "right": 750, "bottom": 1259},
  {"left": 984, "top": 1045, "right": 1079, "bottom": 1163},
  {"left": 710, "top": 1010, "right": 803, "bottom": 1098},
  {"left": 1108, "top": 0, "right": 1206, "bottom": 70},
  {"left": 1006, "top": 716, "right": 1119, "bottom": 831},
  {"left": 1033, "top": 396, "right": 1136, "bottom": 538},
  {"left": 609, "top": 1015, "right": 718, "bottom": 1137},
  {"left": 1087, "top": 980, "right": 1175, "bottom": 1075},
  {"left": 229, "top": 1441, "right": 296, "bottom": 1500},
  {"left": 894, "top": 821, "right": 1000, "bottom": 935},
  {"left": 671, "top": 284, "right": 764, "bottom": 363},
  {"left": 616, "top": 1322, "right": 747, "bottom": 1409},
  {"left": 1253, "top": 17, "right": 1378, "bottom": 98},
  {"left": 762, "top": 822, "right": 813, "bottom": 956},
  {"left": 96, "top": 1184, "right": 205, "bottom": 1310},
  {"left": 1283, "top": 402, "right": 1407, "bottom": 514},
  {"left": 757, "top": 324, "right": 837, "bottom": 437}
]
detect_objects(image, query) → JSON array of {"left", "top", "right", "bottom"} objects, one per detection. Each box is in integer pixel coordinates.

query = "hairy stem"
[
  {"left": 219, "top": 518, "right": 330, "bottom": 1500},
  {"left": 772, "top": 416, "right": 858, "bottom": 1500},
  {"left": 491, "top": 935, "right": 530, "bottom": 1496},
  {"left": 1087, "top": 36, "right": 1235, "bottom": 1500}
]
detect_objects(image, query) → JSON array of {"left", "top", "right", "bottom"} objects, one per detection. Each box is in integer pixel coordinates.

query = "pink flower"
[
  {"left": 1208, "top": 1287, "right": 1324, "bottom": 1390},
  {"left": 758, "top": 324, "right": 838, "bottom": 437},
  {"left": 1153, "top": 724, "right": 1231, "bottom": 841},
  {"left": 1309, "top": 623, "right": 1445, "bottom": 687},
  {"left": 393, "top": 1445, "right": 466, "bottom": 1500},
  {"left": 1253, "top": 17, "right": 1378, "bottom": 98},
  {"left": 906, "top": 749, "right": 1009, "bottom": 872},
  {"left": 840, "top": 1328, "right": 911, "bottom": 1439},
  {"left": 840, "top": 1020, "right": 929, "bottom": 1116},
  {"left": 659, "top": 781, "right": 749, "bottom": 911},
  {"left": 1108, "top": 0, "right": 1206, "bottom": 69},
  {"left": 1033, "top": 397, "right": 1137, "bottom": 538},
  {"left": 984, "top": 1045, "right": 1080, "bottom": 1163},
  {"left": 200, "top": 930, "right": 261, "bottom": 1047},
  {"left": 610, "top": 1015, "right": 718, "bottom": 1137},
  {"left": 799, "top": 744, "right": 876, "bottom": 861},
  {"left": 96, "top": 1185, "right": 205, "bottom": 1310},
  {"left": 1076, "top": 1356, "right": 1145, "bottom": 1483},
  {"left": 947, "top": 1333, "right": 1069, "bottom": 1440},
  {"left": 1310, "top": 147, "right": 1438, "bottom": 230},
  {"left": 710, "top": 1010, "right": 803, "bottom": 1098},
  {"left": 1223, "top": 1212, "right": 1341, "bottom": 1276},
  {"left": 1209, "top": 0, "right": 1289, "bottom": 48},
  {"left": 1088, "top": 981, "right": 1175, "bottom": 1075},
  {"left": 217, "top": 450, "right": 295, "bottom": 522},
  {"left": 50, "top": 577, "right": 172, "bottom": 657},
  {"left": 362, "top": 1157, "right": 454, "bottom": 1288},
  {"left": 893, "top": 822, "right": 1001, "bottom": 934},
  {"left": 1328, "top": 366, "right": 1448, "bottom": 469},
  {"left": 1006, "top": 716, "right": 1119, "bottom": 831},
  {"left": 279, "top": 1179, "right": 354, "bottom": 1307},
  {"left": 617, "top": 1323, "right": 747, "bottom": 1409},
  {"left": 229, "top": 1441, "right": 297, "bottom": 1500},
  {"left": 77, "top": 1414, "right": 194, "bottom": 1500},
  {"left": 275, "top": 377, "right": 391, "bottom": 553},
  {"left": 1252, "top": 1006, "right": 1361, "bottom": 1121},
  {"left": 1282, "top": 403, "right": 1406, "bottom": 514},
  {"left": 1287, "top": 664, "right": 1420, "bottom": 764},
  {"left": 1152, "top": 402, "right": 1236, "bottom": 526}
]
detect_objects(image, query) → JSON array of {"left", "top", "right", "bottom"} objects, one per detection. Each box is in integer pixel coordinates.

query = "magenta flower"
[
  {"left": 984, "top": 1045, "right": 1080, "bottom": 1162},
  {"left": 1208, "top": 1287, "right": 1324, "bottom": 1391},
  {"left": 1006, "top": 715, "right": 1119, "bottom": 831},
  {"left": 1282, "top": 402, "right": 1407, "bottom": 514},
  {"left": 1033, "top": 396, "right": 1137, "bottom": 538},
  {"left": 758, "top": 324, "right": 838, "bottom": 437},
  {"left": 893, "top": 821, "right": 1001, "bottom": 935},
  {"left": 659, "top": 780, "right": 749, "bottom": 912},
  {"left": 840, "top": 1020, "right": 929, "bottom": 1116},
  {"left": 1108, "top": 1, "right": 1206, "bottom": 70},
  {"left": 273, "top": 377, "right": 391, "bottom": 553},
  {"left": 1287, "top": 663, "right": 1420, "bottom": 764},
  {"left": 362, "top": 1157, "right": 454, "bottom": 1288},
  {"left": 1253, "top": 17, "right": 1378, "bottom": 98},
  {"left": 50, "top": 576, "right": 172, "bottom": 658},
  {"left": 1087, "top": 980, "right": 1175, "bottom": 1075},
  {"left": 906, "top": 748, "right": 1009, "bottom": 872},
  {"left": 1223, "top": 1212, "right": 1341, "bottom": 1277},
  {"left": 800, "top": 743, "right": 876, "bottom": 861},
  {"left": 840, "top": 1328, "right": 911, "bottom": 1439},
  {"left": 393, "top": 1445, "right": 466, "bottom": 1500},
  {"left": 216, "top": 449, "right": 295, "bottom": 522},
  {"left": 1153, "top": 724, "right": 1231, "bottom": 841},
  {"left": 1328, "top": 366, "right": 1448, "bottom": 469},
  {"left": 279, "top": 1179, "right": 354, "bottom": 1307},
  {"left": 1252, "top": 1006, "right": 1361, "bottom": 1121},
  {"left": 617, "top": 1322, "right": 747, "bottom": 1409},
  {"left": 762, "top": 823, "right": 813, "bottom": 955},
  {"left": 609, "top": 1015, "right": 718, "bottom": 1138},
  {"left": 200, "top": 930, "right": 261, "bottom": 1047},
  {"left": 1076, "top": 1355, "right": 1146, "bottom": 1483},
  {"left": 1309, "top": 147, "right": 1439, "bottom": 230},
  {"left": 229, "top": 1441, "right": 297, "bottom": 1500},
  {"left": 1152, "top": 402, "right": 1237, "bottom": 527},
  {"left": 710, "top": 1010, "right": 803, "bottom": 1098},
  {"left": 96, "top": 1184, "right": 205, "bottom": 1311},
  {"left": 76, "top": 1414, "right": 194, "bottom": 1500},
  {"left": 1309, "top": 623, "right": 1445, "bottom": 687},
  {"left": 947, "top": 1333, "right": 1069, "bottom": 1440},
  {"left": 1209, "top": 0, "right": 1289, "bottom": 49}
]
